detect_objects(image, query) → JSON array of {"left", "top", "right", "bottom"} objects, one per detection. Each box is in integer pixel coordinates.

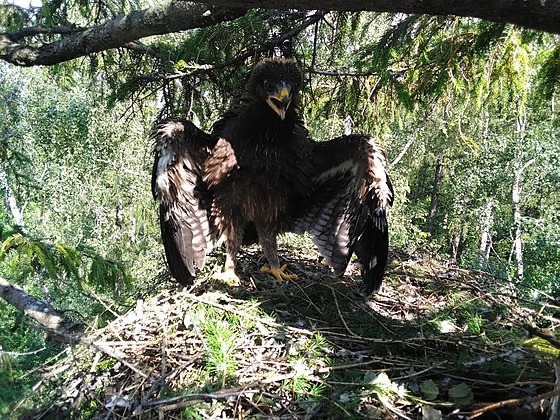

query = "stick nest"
[{"left": 17, "top": 243, "right": 560, "bottom": 419}]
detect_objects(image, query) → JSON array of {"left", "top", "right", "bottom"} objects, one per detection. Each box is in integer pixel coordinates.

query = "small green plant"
[
  {"left": 202, "top": 317, "right": 238, "bottom": 388},
  {"left": 94, "top": 358, "right": 117, "bottom": 372},
  {"left": 181, "top": 405, "right": 204, "bottom": 419},
  {"left": 466, "top": 315, "right": 483, "bottom": 334}
]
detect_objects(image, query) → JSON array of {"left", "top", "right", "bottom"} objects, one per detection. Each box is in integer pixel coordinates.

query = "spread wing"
[
  {"left": 151, "top": 118, "right": 216, "bottom": 285},
  {"left": 294, "top": 134, "right": 394, "bottom": 293}
]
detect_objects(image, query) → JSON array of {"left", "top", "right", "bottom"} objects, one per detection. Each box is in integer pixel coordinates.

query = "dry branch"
[
  {"left": 523, "top": 324, "right": 560, "bottom": 349},
  {"left": 460, "top": 390, "right": 560, "bottom": 419}
]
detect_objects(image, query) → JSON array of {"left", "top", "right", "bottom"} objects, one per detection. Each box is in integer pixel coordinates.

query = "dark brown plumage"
[{"left": 151, "top": 58, "right": 393, "bottom": 293}]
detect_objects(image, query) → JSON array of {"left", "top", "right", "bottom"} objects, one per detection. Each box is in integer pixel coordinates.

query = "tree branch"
[
  {"left": 0, "top": 276, "right": 72, "bottom": 331},
  {"left": 0, "top": 1, "right": 246, "bottom": 66},
  {"left": 2, "top": 0, "right": 559, "bottom": 68},
  {"left": 190, "top": 0, "right": 560, "bottom": 34},
  {"left": 8, "top": 24, "right": 83, "bottom": 41},
  {"left": 189, "top": 10, "right": 326, "bottom": 73}
]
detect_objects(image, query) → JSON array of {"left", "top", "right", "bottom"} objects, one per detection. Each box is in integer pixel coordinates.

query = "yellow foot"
[
  {"left": 212, "top": 269, "right": 240, "bottom": 286},
  {"left": 260, "top": 264, "right": 298, "bottom": 284}
]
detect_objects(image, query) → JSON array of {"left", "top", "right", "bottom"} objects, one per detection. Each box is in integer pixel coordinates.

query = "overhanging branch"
[
  {"left": 8, "top": 24, "right": 83, "bottom": 41},
  {"left": 0, "top": 1, "right": 246, "bottom": 66},
  {"left": 189, "top": 0, "right": 560, "bottom": 34},
  {"left": 2, "top": 0, "right": 559, "bottom": 68}
]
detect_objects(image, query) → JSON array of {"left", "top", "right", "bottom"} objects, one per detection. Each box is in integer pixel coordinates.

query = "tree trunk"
[
  {"left": 0, "top": 168, "right": 27, "bottom": 234},
  {"left": 512, "top": 157, "right": 535, "bottom": 280},
  {"left": 450, "top": 231, "right": 461, "bottom": 265},
  {"left": 344, "top": 116, "right": 352, "bottom": 135},
  {"left": 426, "top": 158, "right": 444, "bottom": 236},
  {"left": 512, "top": 173, "right": 523, "bottom": 279},
  {"left": 478, "top": 200, "right": 494, "bottom": 269}
]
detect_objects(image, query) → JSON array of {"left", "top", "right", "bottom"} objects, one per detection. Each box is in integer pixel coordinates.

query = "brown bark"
[{"left": 192, "top": 0, "right": 560, "bottom": 34}]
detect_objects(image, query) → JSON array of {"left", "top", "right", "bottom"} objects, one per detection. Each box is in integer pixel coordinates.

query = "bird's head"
[{"left": 246, "top": 58, "right": 303, "bottom": 121}]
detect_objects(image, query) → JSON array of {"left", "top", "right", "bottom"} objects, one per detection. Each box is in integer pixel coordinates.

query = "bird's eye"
[{"left": 264, "top": 81, "right": 274, "bottom": 92}]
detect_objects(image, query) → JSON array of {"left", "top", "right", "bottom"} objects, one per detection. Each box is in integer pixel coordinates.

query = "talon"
[
  {"left": 212, "top": 269, "right": 240, "bottom": 286},
  {"left": 260, "top": 263, "right": 298, "bottom": 284}
]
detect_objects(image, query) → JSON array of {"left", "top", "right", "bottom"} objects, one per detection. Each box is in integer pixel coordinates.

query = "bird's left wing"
[
  {"left": 294, "top": 134, "right": 394, "bottom": 293},
  {"left": 151, "top": 118, "right": 216, "bottom": 285}
]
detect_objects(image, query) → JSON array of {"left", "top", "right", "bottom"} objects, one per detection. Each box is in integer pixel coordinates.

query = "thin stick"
[
  {"left": 379, "top": 395, "right": 414, "bottom": 420},
  {"left": 393, "top": 364, "right": 442, "bottom": 381},
  {"left": 459, "top": 390, "right": 560, "bottom": 419},
  {"left": 142, "top": 388, "right": 261, "bottom": 409},
  {"left": 328, "top": 284, "right": 361, "bottom": 338}
]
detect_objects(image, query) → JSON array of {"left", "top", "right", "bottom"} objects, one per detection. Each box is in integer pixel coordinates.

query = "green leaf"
[
  {"left": 419, "top": 379, "right": 439, "bottom": 401},
  {"left": 448, "top": 383, "right": 474, "bottom": 405},
  {"left": 339, "top": 393, "right": 350, "bottom": 403}
]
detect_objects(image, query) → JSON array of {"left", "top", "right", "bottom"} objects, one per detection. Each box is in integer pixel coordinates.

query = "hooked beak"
[{"left": 266, "top": 83, "right": 292, "bottom": 120}]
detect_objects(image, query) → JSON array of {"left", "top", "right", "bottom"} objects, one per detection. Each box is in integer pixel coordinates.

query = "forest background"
[{"left": 1, "top": 0, "right": 559, "bottom": 417}]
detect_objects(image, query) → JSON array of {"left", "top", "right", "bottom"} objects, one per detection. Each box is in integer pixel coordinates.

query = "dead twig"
[
  {"left": 28, "top": 323, "right": 151, "bottom": 379},
  {"left": 458, "top": 389, "right": 560, "bottom": 419},
  {"left": 523, "top": 324, "right": 560, "bottom": 349},
  {"left": 141, "top": 388, "right": 261, "bottom": 409}
]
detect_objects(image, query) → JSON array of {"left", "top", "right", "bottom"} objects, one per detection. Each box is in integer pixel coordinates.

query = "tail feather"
[
  {"left": 160, "top": 209, "right": 196, "bottom": 285},
  {"left": 353, "top": 218, "right": 389, "bottom": 294}
]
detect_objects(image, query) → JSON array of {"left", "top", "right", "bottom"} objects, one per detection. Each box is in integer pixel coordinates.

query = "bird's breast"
[{"left": 211, "top": 152, "right": 311, "bottom": 226}]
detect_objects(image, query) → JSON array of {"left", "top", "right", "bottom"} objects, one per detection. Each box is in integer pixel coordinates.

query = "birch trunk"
[
  {"left": 0, "top": 168, "right": 27, "bottom": 234},
  {"left": 512, "top": 158, "right": 535, "bottom": 279}
]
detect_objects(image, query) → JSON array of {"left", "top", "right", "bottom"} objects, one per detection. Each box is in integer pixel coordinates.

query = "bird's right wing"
[{"left": 151, "top": 118, "right": 216, "bottom": 285}]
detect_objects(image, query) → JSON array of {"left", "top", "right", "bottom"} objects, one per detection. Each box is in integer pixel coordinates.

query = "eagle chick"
[{"left": 151, "top": 58, "right": 393, "bottom": 293}]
